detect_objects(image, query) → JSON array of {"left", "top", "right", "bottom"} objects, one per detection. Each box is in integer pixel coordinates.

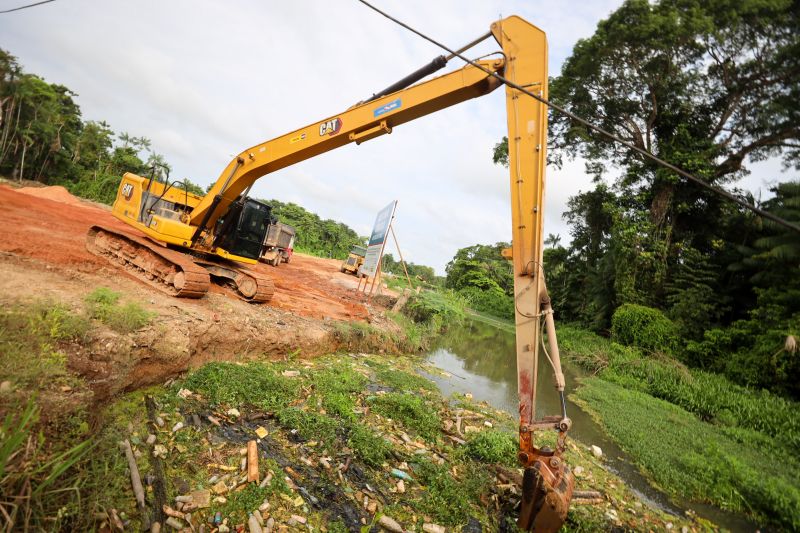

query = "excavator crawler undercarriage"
[{"left": 87, "top": 225, "right": 273, "bottom": 303}]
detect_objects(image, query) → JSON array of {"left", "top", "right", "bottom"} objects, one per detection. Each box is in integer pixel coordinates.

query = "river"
[{"left": 423, "top": 318, "right": 758, "bottom": 532}]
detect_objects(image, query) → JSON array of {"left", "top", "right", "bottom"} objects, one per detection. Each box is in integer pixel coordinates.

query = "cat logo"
[
  {"left": 121, "top": 183, "right": 134, "bottom": 200},
  {"left": 319, "top": 117, "right": 342, "bottom": 137}
]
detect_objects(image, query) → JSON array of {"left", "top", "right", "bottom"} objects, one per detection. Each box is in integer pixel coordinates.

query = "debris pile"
[{"left": 99, "top": 354, "right": 699, "bottom": 532}]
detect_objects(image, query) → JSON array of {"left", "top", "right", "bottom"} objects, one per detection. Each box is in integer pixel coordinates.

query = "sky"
[{"left": 1, "top": 0, "right": 790, "bottom": 274}]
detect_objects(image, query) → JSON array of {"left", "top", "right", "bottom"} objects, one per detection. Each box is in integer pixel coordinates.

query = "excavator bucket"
[{"left": 518, "top": 459, "right": 575, "bottom": 531}]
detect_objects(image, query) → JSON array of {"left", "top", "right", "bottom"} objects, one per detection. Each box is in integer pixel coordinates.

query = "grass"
[
  {"left": 347, "top": 423, "right": 392, "bottom": 467},
  {"left": 374, "top": 367, "right": 435, "bottom": 393},
  {"left": 181, "top": 361, "right": 299, "bottom": 411},
  {"left": 85, "top": 287, "right": 154, "bottom": 333},
  {"left": 558, "top": 325, "right": 800, "bottom": 451},
  {"left": 0, "top": 400, "right": 95, "bottom": 531},
  {"left": 411, "top": 458, "right": 491, "bottom": 526},
  {"left": 368, "top": 392, "right": 441, "bottom": 441},
  {"left": 464, "top": 429, "right": 517, "bottom": 466},
  {"left": 573, "top": 377, "right": 800, "bottom": 530},
  {"left": 0, "top": 301, "right": 89, "bottom": 397},
  {"left": 276, "top": 408, "right": 339, "bottom": 446}
]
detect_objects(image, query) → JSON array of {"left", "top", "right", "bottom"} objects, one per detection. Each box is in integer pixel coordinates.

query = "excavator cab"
[{"left": 213, "top": 198, "right": 273, "bottom": 261}]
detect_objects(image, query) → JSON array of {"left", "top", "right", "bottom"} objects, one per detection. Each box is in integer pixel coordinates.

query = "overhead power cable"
[
  {"left": 0, "top": 0, "right": 55, "bottom": 14},
  {"left": 357, "top": 0, "right": 800, "bottom": 235}
]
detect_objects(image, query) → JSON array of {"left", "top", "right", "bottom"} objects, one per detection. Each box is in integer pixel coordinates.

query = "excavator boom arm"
[{"left": 189, "top": 58, "right": 506, "bottom": 227}]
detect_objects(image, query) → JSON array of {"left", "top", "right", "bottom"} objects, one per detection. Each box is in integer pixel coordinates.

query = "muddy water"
[{"left": 424, "top": 319, "right": 759, "bottom": 533}]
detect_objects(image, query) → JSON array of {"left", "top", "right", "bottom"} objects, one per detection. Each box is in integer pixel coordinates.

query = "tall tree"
[{"left": 549, "top": 0, "right": 799, "bottom": 240}]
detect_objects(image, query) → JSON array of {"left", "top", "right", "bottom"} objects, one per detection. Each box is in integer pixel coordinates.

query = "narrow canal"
[{"left": 424, "top": 318, "right": 758, "bottom": 532}]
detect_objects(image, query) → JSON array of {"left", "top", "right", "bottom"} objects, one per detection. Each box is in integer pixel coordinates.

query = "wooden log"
[
  {"left": 145, "top": 395, "right": 168, "bottom": 527},
  {"left": 247, "top": 440, "right": 259, "bottom": 483},
  {"left": 120, "top": 439, "right": 149, "bottom": 528}
]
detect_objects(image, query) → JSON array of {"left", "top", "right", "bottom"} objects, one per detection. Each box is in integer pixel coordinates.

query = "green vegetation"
[
  {"left": 347, "top": 423, "right": 392, "bottom": 467},
  {"left": 369, "top": 392, "right": 440, "bottom": 441},
  {"left": 374, "top": 367, "right": 435, "bottom": 393},
  {"left": 402, "top": 290, "right": 466, "bottom": 327},
  {"left": 0, "top": 401, "right": 94, "bottom": 531},
  {"left": 610, "top": 303, "right": 679, "bottom": 354},
  {"left": 181, "top": 361, "right": 299, "bottom": 411},
  {"left": 0, "top": 301, "right": 88, "bottom": 396},
  {"left": 85, "top": 287, "right": 154, "bottom": 333},
  {"left": 464, "top": 429, "right": 517, "bottom": 466},
  {"left": 574, "top": 378, "right": 800, "bottom": 530},
  {"left": 412, "top": 458, "right": 491, "bottom": 527},
  {"left": 276, "top": 408, "right": 339, "bottom": 446},
  {"left": 445, "top": 242, "right": 514, "bottom": 320},
  {"left": 557, "top": 323, "right": 800, "bottom": 529},
  {"left": 382, "top": 253, "right": 442, "bottom": 287}
]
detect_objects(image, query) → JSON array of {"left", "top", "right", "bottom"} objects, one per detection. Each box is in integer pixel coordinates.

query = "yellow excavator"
[{"left": 87, "top": 15, "right": 574, "bottom": 530}]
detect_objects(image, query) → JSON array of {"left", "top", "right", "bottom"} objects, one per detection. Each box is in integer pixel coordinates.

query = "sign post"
[{"left": 358, "top": 200, "right": 397, "bottom": 294}]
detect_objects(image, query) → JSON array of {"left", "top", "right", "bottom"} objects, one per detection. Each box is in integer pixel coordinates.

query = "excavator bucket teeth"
[{"left": 518, "top": 461, "right": 575, "bottom": 532}]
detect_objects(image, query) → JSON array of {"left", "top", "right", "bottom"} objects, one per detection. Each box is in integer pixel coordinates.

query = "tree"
[{"left": 549, "top": 0, "right": 799, "bottom": 240}]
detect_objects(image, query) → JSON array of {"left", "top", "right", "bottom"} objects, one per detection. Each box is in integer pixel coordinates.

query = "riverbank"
[
  {"left": 556, "top": 325, "right": 800, "bottom": 531},
  {"left": 2, "top": 291, "right": 699, "bottom": 532}
]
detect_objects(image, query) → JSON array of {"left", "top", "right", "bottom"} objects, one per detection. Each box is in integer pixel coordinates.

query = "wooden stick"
[
  {"left": 145, "top": 395, "right": 168, "bottom": 528},
  {"left": 247, "top": 440, "right": 259, "bottom": 483},
  {"left": 390, "top": 225, "right": 413, "bottom": 290},
  {"left": 121, "top": 439, "right": 148, "bottom": 527}
]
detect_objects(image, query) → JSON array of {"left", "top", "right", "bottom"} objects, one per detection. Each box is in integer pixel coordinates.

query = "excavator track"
[
  {"left": 194, "top": 260, "right": 275, "bottom": 303},
  {"left": 86, "top": 225, "right": 210, "bottom": 298}
]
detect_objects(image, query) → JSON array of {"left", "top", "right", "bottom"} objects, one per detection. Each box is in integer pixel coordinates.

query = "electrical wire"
[
  {"left": 0, "top": 0, "right": 56, "bottom": 14},
  {"left": 356, "top": 0, "right": 800, "bottom": 235}
]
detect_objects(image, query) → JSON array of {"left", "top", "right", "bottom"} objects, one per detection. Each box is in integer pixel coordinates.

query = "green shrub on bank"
[
  {"left": 611, "top": 303, "right": 679, "bottom": 354},
  {"left": 403, "top": 290, "right": 466, "bottom": 328},
  {"left": 457, "top": 285, "right": 514, "bottom": 321},
  {"left": 558, "top": 325, "right": 800, "bottom": 451}
]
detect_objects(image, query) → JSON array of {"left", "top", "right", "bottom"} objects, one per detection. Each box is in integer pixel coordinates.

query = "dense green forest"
[{"left": 488, "top": 0, "right": 800, "bottom": 399}]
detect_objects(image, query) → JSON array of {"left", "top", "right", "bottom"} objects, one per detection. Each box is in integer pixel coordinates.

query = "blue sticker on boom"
[{"left": 373, "top": 98, "right": 402, "bottom": 118}]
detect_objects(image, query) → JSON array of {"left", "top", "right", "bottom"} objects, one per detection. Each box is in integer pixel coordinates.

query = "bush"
[
  {"left": 611, "top": 303, "right": 679, "bottom": 354},
  {"left": 403, "top": 290, "right": 466, "bottom": 327},
  {"left": 457, "top": 285, "right": 514, "bottom": 320},
  {"left": 464, "top": 430, "right": 517, "bottom": 465}
]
